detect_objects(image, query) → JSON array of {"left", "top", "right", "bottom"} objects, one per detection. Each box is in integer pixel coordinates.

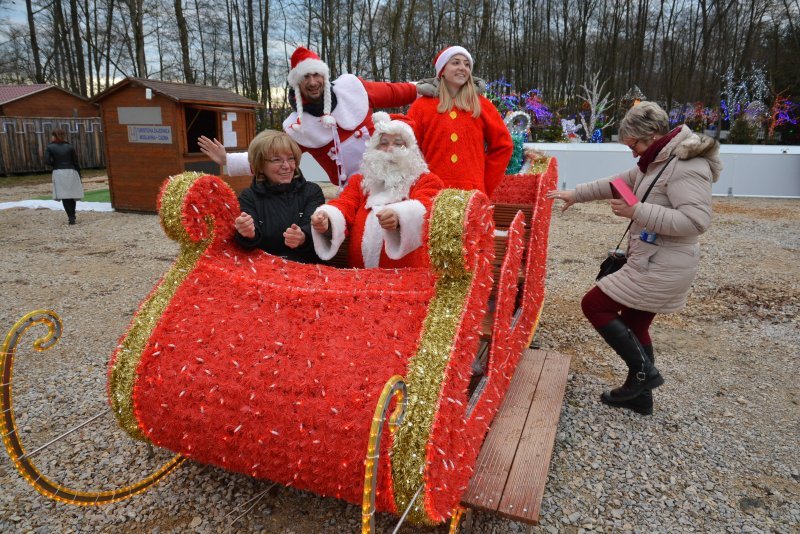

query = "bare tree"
[
  {"left": 122, "top": 0, "right": 147, "bottom": 76},
  {"left": 174, "top": 0, "right": 195, "bottom": 82},
  {"left": 25, "top": 0, "right": 45, "bottom": 82}
]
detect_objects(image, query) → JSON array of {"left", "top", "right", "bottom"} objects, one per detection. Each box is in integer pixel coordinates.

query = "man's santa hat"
[
  {"left": 433, "top": 46, "right": 474, "bottom": 78},
  {"left": 287, "top": 47, "right": 336, "bottom": 128},
  {"left": 367, "top": 112, "right": 419, "bottom": 150}
]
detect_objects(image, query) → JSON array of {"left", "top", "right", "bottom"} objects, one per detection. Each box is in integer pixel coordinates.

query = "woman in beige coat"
[{"left": 547, "top": 102, "right": 722, "bottom": 415}]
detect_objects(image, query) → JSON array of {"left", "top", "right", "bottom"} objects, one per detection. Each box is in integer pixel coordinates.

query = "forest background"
[{"left": 1, "top": 0, "right": 799, "bottom": 143}]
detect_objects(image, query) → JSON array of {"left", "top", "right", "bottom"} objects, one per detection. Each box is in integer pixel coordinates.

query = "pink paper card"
[{"left": 610, "top": 178, "right": 638, "bottom": 206}]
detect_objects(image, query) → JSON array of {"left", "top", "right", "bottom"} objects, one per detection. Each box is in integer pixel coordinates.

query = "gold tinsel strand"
[
  {"left": 391, "top": 189, "right": 474, "bottom": 525},
  {"left": 109, "top": 172, "right": 211, "bottom": 440},
  {"left": 525, "top": 153, "right": 551, "bottom": 176}
]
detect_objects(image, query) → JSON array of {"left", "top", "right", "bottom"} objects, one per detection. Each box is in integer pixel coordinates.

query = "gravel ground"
[{"left": 0, "top": 176, "right": 798, "bottom": 533}]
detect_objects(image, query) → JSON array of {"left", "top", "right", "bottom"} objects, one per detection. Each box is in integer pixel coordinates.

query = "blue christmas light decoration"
[
  {"left": 720, "top": 100, "right": 730, "bottom": 122},
  {"left": 590, "top": 128, "right": 603, "bottom": 143}
]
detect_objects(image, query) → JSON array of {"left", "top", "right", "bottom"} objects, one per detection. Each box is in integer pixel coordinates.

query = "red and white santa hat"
[
  {"left": 433, "top": 46, "right": 474, "bottom": 78},
  {"left": 368, "top": 112, "right": 419, "bottom": 149},
  {"left": 287, "top": 47, "right": 335, "bottom": 128}
]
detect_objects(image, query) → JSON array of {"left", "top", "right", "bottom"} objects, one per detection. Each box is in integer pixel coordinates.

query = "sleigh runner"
[{"left": 2, "top": 156, "right": 569, "bottom": 530}]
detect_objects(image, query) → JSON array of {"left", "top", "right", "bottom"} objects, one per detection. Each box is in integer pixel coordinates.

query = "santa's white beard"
[{"left": 360, "top": 148, "right": 428, "bottom": 207}]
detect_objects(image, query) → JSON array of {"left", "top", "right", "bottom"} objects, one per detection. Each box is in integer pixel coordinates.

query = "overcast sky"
[{"left": 1, "top": 2, "right": 27, "bottom": 25}]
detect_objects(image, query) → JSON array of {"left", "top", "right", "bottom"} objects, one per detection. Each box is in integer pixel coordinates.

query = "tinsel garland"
[
  {"left": 391, "top": 189, "right": 496, "bottom": 524},
  {"left": 505, "top": 132, "right": 526, "bottom": 174}
]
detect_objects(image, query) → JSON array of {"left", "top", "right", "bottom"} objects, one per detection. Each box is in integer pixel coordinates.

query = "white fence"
[{"left": 529, "top": 142, "right": 800, "bottom": 198}]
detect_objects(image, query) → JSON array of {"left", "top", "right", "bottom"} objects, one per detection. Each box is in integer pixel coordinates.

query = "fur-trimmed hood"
[{"left": 662, "top": 125, "right": 723, "bottom": 183}]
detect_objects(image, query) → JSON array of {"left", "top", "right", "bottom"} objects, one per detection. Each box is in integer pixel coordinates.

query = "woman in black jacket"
[
  {"left": 45, "top": 128, "right": 83, "bottom": 225},
  {"left": 232, "top": 130, "right": 325, "bottom": 263}
]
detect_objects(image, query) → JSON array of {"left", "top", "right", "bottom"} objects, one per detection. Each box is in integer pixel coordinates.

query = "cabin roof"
[
  {"left": 0, "top": 84, "right": 89, "bottom": 106},
  {"left": 91, "top": 78, "right": 263, "bottom": 108}
]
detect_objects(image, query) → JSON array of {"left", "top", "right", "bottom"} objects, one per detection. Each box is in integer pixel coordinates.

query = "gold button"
[
  {"left": 451, "top": 154, "right": 458, "bottom": 163},
  {"left": 449, "top": 111, "right": 457, "bottom": 119},
  {"left": 450, "top": 133, "right": 458, "bottom": 142}
]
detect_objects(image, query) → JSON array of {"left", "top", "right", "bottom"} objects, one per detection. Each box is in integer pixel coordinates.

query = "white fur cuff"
[
  {"left": 311, "top": 205, "right": 346, "bottom": 260},
  {"left": 226, "top": 152, "right": 252, "bottom": 177},
  {"left": 382, "top": 199, "right": 426, "bottom": 260}
]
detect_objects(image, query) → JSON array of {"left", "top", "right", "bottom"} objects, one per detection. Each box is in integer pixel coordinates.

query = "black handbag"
[
  {"left": 595, "top": 156, "right": 675, "bottom": 281},
  {"left": 596, "top": 249, "right": 627, "bottom": 281}
]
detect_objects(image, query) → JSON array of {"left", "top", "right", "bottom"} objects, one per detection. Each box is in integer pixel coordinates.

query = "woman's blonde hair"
[
  {"left": 247, "top": 130, "right": 302, "bottom": 182},
  {"left": 437, "top": 75, "right": 481, "bottom": 118},
  {"left": 618, "top": 101, "right": 670, "bottom": 142}
]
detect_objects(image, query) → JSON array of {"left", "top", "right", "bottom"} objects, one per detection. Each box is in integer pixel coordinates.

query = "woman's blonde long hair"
[{"left": 437, "top": 76, "right": 481, "bottom": 118}]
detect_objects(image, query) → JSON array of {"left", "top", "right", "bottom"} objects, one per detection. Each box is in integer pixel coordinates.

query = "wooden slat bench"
[{"left": 460, "top": 349, "right": 571, "bottom": 529}]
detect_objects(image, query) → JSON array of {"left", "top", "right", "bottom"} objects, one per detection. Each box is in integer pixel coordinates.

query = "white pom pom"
[
  {"left": 372, "top": 111, "right": 390, "bottom": 125},
  {"left": 321, "top": 114, "right": 337, "bottom": 128}
]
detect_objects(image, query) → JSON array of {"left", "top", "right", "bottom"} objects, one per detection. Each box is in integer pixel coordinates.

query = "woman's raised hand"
[
  {"left": 283, "top": 224, "right": 306, "bottom": 248},
  {"left": 546, "top": 189, "right": 576, "bottom": 212},
  {"left": 198, "top": 136, "right": 227, "bottom": 166},
  {"left": 234, "top": 212, "right": 255, "bottom": 239}
]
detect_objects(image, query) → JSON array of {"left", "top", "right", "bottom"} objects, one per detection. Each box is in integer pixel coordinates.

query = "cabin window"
[{"left": 185, "top": 107, "right": 218, "bottom": 153}]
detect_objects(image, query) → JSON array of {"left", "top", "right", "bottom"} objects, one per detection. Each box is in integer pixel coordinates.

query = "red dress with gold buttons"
[{"left": 408, "top": 95, "right": 513, "bottom": 197}]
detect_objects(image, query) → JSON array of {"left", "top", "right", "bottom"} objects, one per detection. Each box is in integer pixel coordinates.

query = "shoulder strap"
[{"left": 613, "top": 155, "right": 676, "bottom": 251}]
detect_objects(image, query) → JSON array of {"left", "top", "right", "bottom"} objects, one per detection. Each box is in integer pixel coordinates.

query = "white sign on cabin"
[{"left": 127, "top": 125, "right": 172, "bottom": 144}]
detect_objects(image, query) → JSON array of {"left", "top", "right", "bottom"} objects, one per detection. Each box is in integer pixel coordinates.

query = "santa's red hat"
[
  {"left": 368, "top": 112, "right": 419, "bottom": 150},
  {"left": 287, "top": 47, "right": 335, "bottom": 128},
  {"left": 433, "top": 46, "right": 474, "bottom": 78}
]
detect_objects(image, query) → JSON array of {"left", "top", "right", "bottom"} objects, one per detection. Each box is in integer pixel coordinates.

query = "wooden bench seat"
[{"left": 460, "top": 349, "right": 571, "bottom": 528}]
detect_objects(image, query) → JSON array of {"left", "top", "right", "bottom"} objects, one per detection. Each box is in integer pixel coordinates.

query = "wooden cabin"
[
  {"left": 0, "top": 85, "right": 102, "bottom": 174},
  {"left": 92, "top": 78, "right": 263, "bottom": 212},
  {"left": 0, "top": 84, "right": 98, "bottom": 118}
]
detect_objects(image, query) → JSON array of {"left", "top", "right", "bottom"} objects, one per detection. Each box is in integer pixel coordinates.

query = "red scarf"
[{"left": 637, "top": 127, "right": 681, "bottom": 173}]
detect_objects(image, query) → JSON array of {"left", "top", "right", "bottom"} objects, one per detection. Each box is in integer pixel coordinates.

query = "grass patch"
[
  {"left": 35, "top": 188, "right": 110, "bottom": 203},
  {"left": 0, "top": 168, "right": 107, "bottom": 189}
]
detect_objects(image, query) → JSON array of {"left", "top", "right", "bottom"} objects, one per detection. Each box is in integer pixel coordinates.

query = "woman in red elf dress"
[{"left": 408, "top": 46, "right": 513, "bottom": 198}]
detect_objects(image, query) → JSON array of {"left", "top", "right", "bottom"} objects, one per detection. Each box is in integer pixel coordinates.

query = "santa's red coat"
[
  {"left": 408, "top": 95, "right": 513, "bottom": 197},
  {"left": 284, "top": 74, "right": 418, "bottom": 185},
  {"left": 313, "top": 172, "right": 444, "bottom": 268}
]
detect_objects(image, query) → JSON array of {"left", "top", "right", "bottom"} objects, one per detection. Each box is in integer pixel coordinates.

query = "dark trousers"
[
  {"left": 62, "top": 199, "right": 77, "bottom": 220},
  {"left": 581, "top": 286, "right": 655, "bottom": 346}
]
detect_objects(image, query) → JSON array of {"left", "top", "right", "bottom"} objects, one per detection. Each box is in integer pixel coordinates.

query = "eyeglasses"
[{"left": 267, "top": 156, "right": 296, "bottom": 166}]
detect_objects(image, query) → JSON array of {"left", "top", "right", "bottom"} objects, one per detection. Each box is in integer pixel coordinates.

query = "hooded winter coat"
[
  {"left": 574, "top": 125, "right": 723, "bottom": 313},
  {"left": 235, "top": 171, "right": 325, "bottom": 264}
]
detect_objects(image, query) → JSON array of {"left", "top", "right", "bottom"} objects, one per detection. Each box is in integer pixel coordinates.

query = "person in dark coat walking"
[
  {"left": 234, "top": 130, "right": 325, "bottom": 264},
  {"left": 45, "top": 128, "right": 83, "bottom": 225}
]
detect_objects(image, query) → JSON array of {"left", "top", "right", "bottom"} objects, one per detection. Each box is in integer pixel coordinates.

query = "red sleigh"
[{"left": 2, "top": 157, "right": 558, "bottom": 530}]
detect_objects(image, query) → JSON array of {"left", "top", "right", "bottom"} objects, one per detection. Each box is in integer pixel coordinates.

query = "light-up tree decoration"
[{"left": 577, "top": 72, "right": 615, "bottom": 141}]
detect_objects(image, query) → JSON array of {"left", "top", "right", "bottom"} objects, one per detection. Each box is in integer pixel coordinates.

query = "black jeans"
[{"left": 62, "top": 199, "right": 77, "bottom": 220}]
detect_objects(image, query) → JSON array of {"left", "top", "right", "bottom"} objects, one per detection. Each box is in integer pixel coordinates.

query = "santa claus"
[
  {"left": 310, "top": 112, "right": 444, "bottom": 268},
  {"left": 201, "top": 47, "right": 419, "bottom": 188}
]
